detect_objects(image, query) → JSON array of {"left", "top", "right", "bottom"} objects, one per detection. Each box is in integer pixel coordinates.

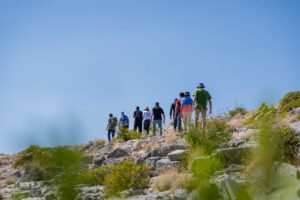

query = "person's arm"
[{"left": 209, "top": 99, "right": 212, "bottom": 114}]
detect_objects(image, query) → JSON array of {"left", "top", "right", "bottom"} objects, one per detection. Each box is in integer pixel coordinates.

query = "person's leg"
[
  {"left": 107, "top": 130, "right": 111, "bottom": 142},
  {"left": 134, "top": 122, "right": 137, "bottom": 132},
  {"left": 152, "top": 120, "right": 157, "bottom": 135},
  {"left": 177, "top": 113, "right": 182, "bottom": 132},
  {"left": 158, "top": 120, "right": 163, "bottom": 135},
  {"left": 138, "top": 121, "right": 142, "bottom": 133},
  {"left": 173, "top": 114, "right": 177, "bottom": 130},
  {"left": 182, "top": 112, "right": 187, "bottom": 131},
  {"left": 112, "top": 130, "right": 115, "bottom": 140},
  {"left": 201, "top": 109, "right": 207, "bottom": 130},
  {"left": 187, "top": 112, "right": 192, "bottom": 131},
  {"left": 144, "top": 120, "right": 150, "bottom": 135},
  {"left": 195, "top": 109, "right": 200, "bottom": 128}
]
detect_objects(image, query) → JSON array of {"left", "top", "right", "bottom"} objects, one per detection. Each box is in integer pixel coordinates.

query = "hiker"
[
  {"left": 151, "top": 102, "right": 165, "bottom": 136},
  {"left": 119, "top": 112, "right": 129, "bottom": 129},
  {"left": 175, "top": 92, "right": 185, "bottom": 132},
  {"left": 170, "top": 98, "right": 177, "bottom": 130},
  {"left": 133, "top": 106, "right": 143, "bottom": 133},
  {"left": 181, "top": 91, "right": 193, "bottom": 131},
  {"left": 107, "top": 113, "right": 118, "bottom": 142},
  {"left": 143, "top": 106, "right": 151, "bottom": 135},
  {"left": 193, "top": 83, "right": 212, "bottom": 130}
]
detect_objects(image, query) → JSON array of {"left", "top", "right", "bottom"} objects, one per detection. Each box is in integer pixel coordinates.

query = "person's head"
[
  {"left": 155, "top": 102, "right": 159, "bottom": 107},
  {"left": 197, "top": 83, "right": 205, "bottom": 89},
  {"left": 109, "top": 113, "right": 113, "bottom": 117},
  {"left": 174, "top": 98, "right": 178, "bottom": 103},
  {"left": 184, "top": 91, "right": 190, "bottom": 97},
  {"left": 145, "top": 106, "right": 149, "bottom": 111},
  {"left": 121, "top": 112, "right": 124, "bottom": 116},
  {"left": 136, "top": 106, "right": 140, "bottom": 111},
  {"left": 179, "top": 92, "right": 185, "bottom": 98}
]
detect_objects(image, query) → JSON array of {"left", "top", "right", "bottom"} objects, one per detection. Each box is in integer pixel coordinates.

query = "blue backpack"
[{"left": 121, "top": 115, "right": 129, "bottom": 126}]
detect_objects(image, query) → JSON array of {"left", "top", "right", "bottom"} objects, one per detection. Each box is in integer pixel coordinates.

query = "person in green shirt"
[{"left": 193, "top": 83, "right": 212, "bottom": 130}]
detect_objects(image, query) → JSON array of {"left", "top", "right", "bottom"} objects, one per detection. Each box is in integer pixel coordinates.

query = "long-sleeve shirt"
[{"left": 170, "top": 103, "right": 176, "bottom": 117}]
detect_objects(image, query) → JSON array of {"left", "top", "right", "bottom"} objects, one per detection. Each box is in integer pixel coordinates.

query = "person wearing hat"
[
  {"left": 180, "top": 91, "right": 193, "bottom": 131},
  {"left": 143, "top": 106, "right": 151, "bottom": 135},
  {"left": 193, "top": 83, "right": 212, "bottom": 130}
]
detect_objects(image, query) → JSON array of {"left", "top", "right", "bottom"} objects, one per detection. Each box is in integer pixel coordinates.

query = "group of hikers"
[{"left": 106, "top": 83, "right": 212, "bottom": 141}]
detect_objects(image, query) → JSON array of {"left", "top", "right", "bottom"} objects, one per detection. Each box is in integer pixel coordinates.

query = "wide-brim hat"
[{"left": 197, "top": 83, "right": 205, "bottom": 88}]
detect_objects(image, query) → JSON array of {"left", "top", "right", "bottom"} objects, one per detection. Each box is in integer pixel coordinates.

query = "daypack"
[
  {"left": 121, "top": 115, "right": 129, "bottom": 126},
  {"left": 111, "top": 117, "right": 118, "bottom": 127}
]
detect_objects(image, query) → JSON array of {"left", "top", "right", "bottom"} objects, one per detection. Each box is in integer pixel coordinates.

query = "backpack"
[
  {"left": 111, "top": 117, "right": 118, "bottom": 127},
  {"left": 121, "top": 115, "right": 129, "bottom": 126}
]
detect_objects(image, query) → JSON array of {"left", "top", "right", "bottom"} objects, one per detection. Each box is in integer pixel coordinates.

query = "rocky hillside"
[{"left": 1, "top": 92, "right": 300, "bottom": 200}]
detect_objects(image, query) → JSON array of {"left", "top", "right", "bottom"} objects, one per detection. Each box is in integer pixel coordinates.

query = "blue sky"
[{"left": 0, "top": 0, "right": 299, "bottom": 153}]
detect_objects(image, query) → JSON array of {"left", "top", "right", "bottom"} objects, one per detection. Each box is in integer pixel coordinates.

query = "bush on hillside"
[
  {"left": 229, "top": 106, "right": 248, "bottom": 117},
  {"left": 279, "top": 91, "right": 300, "bottom": 113},
  {"left": 151, "top": 167, "right": 191, "bottom": 192},
  {"left": 271, "top": 127, "right": 298, "bottom": 163},
  {"left": 104, "top": 160, "right": 150, "bottom": 197},
  {"left": 185, "top": 119, "right": 231, "bottom": 154},
  {"left": 117, "top": 128, "right": 141, "bottom": 141},
  {"left": 244, "top": 103, "right": 277, "bottom": 127},
  {"left": 297, "top": 114, "right": 300, "bottom": 121},
  {"left": 14, "top": 146, "right": 86, "bottom": 199},
  {"left": 78, "top": 165, "right": 113, "bottom": 185}
]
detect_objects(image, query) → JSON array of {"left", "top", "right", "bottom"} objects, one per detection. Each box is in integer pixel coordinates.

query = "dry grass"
[
  {"left": 151, "top": 167, "right": 192, "bottom": 192},
  {"left": 4, "top": 177, "right": 16, "bottom": 185},
  {"left": 165, "top": 131, "right": 179, "bottom": 145}
]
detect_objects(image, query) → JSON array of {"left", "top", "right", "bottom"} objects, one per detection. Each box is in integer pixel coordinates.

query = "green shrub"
[
  {"left": 229, "top": 106, "right": 248, "bottom": 117},
  {"left": 185, "top": 119, "right": 231, "bottom": 154},
  {"left": 188, "top": 157, "right": 224, "bottom": 200},
  {"left": 297, "top": 114, "right": 300, "bottom": 121},
  {"left": 78, "top": 165, "right": 113, "bottom": 185},
  {"left": 14, "top": 146, "right": 86, "bottom": 200},
  {"left": 104, "top": 160, "right": 150, "bottom": 197},
  {"left": 271, "top": 127, "right": 298, "bottom": 163},
  {"left": 11, "top": 192, "right": 29, "bottom": 200},
  {"left": 244, "top": 103, "right": 276, "bottom": 127},
  {"left": 279, "top": 91, "right": 300, "bottom": 113},
  {"left": 117, "top": 128, "right": 141, "bottom": 141}
]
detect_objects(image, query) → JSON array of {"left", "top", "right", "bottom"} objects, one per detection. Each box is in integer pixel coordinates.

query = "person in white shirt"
[{"left": 143, "top": 107, "right": 151, "bottom": 135}]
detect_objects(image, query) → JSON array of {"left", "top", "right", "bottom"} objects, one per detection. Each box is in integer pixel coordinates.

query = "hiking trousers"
[
  {"left": 108, "top": 129, "right": 116, "bottom": 142},
  {"left": 195, "top": 108, "right": 207, "bottom": 130},
  {"left": 143, "top": 119, "right": 151, "bottom": 134},
  {"left": 152, "top": 120, "right": 163, "bottom": 135},
  {"left": 181, "top": 112, "right": 192, "bottom": 131},
  {"left": 176, "top": 113, "right": 182, "bottom": 131},
  {"left": 134, "top": 121, "right": 143, "bottom": 133}
]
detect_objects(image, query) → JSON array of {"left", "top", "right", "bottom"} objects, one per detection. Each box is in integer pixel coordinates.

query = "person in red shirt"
[{"left": 175, "top": 92, "right": 184, "bottom": 132}]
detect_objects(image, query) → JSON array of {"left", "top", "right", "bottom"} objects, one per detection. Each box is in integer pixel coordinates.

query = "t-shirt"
[
  {"left": 143, "top": 110, "right": 151, "bottom": 120},
  {"left": 181, "top": 97, "right": 193, "bottom": 112},
  {"left": 133, "top": 110, "right": 143, "bottom": 122},
  {"left": 193, "top": 89, "right": 212, "bottom": 109},
  {"left": 175, "top": 99, "right": 181, "bottom": 114},
  {"left": 152, "top": 106, "right": 164, "bottom": 120}
]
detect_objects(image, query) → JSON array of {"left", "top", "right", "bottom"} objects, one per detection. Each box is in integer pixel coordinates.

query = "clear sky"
[{"left": 0, "top": 0, "right": 299, "bottom": 153}]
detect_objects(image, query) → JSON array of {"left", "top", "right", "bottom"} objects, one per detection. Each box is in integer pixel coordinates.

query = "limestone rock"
[{"left": 167, "top": 150, "right": 187, "bottom": 161}]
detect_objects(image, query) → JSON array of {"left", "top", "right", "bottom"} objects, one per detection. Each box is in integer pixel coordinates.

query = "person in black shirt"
[
  {"left": 169, "top": 98, "right": 177, "bottom": 131},
  {"left": 151, "top": 102, "right": 165, "bottom": 136},
  {"left": 133, "top": 106, "right": 143, "bottom": 133}
]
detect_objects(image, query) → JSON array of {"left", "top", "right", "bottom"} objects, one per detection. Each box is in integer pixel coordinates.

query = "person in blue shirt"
[
  {"left": 180, "top": 91, "right": 193, "bottom": 131},
  {"left": 119, "top": 112, "right": 129, "bottom": 129}
]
